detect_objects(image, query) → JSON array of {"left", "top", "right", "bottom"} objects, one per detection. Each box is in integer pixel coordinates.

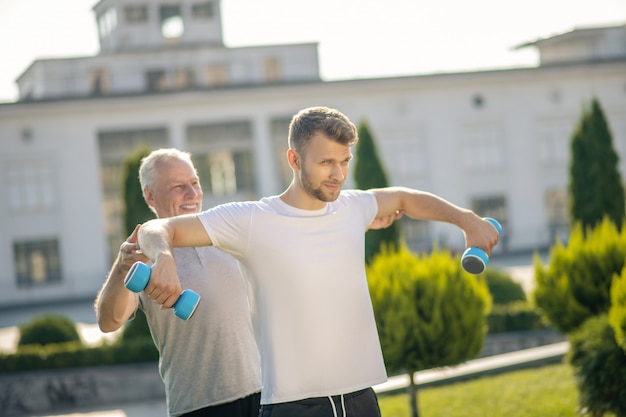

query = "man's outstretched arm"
[{"left": 371, "top": 186, "right": 499, "bottom": 253}]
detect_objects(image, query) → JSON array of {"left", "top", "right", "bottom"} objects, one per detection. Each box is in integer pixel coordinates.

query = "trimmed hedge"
[
  {"left": 484, "top": 268, "right": 527, "bottom": 305},
  {"left": 487, "top": 302, "right": 548, "bottom": 334},
  {"left": 0, "top": 338, "right": 158, "bottom": 374}
]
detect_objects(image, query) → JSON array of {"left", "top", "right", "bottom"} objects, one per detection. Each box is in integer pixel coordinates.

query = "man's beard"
[{"left": 300, "top": 168, "right": 342, "bottom": 202}]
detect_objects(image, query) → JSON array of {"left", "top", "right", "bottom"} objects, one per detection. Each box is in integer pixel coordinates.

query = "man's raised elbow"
[{"left": 97, "top": 316, "right": 124, "bottom": 333}]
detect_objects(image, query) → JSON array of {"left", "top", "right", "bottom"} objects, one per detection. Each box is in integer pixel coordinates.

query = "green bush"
[
  {"left": 609, "top": 266, "right": 626, "bottom": 351},
  {"left": 0, "top": 338, "right": 158, "bottom": 373},
  {"left": 367, "top": 245, "right": 492, "bottom": 417},
  {"left": 484, "top": 268, "right": 526, "bottom": 305},
  {"left": 567, "top": 314, "right": 626, "bottom": 416},
  {"left": 534, "top": 218, "right": 626, "bottom": 333},
  {"left": 18, "top": 315, "right": 82, "bottom": 347},
  {"left": 487, "top": 302, "right": 548, "bottom": 333},
  {"left": 367, "top": 245, "right": 491, "bottom": 373}
]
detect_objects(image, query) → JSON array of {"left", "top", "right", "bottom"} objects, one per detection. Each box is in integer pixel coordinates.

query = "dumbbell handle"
[
  {"left": 461, "top": 217, "right": 502, "bottom": 275},
  {"left": 124, "top": 261, "right": 201, "bottom": 320}
]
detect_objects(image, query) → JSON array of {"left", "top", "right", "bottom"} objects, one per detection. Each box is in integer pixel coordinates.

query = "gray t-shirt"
[{"left": 138, "top": 246, "right": 261, "bottom": 416}]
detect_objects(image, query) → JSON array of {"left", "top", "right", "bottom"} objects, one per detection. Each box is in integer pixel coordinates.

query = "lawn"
[{"left": 377, "top": 363, "right": 613, "bottom": 417}]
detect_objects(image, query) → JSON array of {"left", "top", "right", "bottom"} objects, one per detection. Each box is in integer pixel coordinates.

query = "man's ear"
[
  {"left": 143, "top": 188, "right": 155, "bottom": 209},
  {"left": 287, "top": 149, "right": 300, "bottom": 170}
]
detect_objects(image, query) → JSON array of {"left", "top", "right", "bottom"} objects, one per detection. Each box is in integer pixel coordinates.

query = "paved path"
[{"left": 374, "top": 341, "right": 568, "bottom": 393}]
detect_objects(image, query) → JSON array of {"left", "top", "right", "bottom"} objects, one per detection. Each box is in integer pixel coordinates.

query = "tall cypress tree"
[
  {"left": 354, "top": 120, "right": 401, "bottom": 263},
  {"left": 122, "top": 146, "right": 155, "bottom": 236},
  {"left": 569, "top": 97, "right": 624, "bottom": 231}
]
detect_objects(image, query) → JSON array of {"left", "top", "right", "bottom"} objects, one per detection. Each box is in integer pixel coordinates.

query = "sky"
[{"left": 0, "top": 0, "right": 624, "bottom": 103}]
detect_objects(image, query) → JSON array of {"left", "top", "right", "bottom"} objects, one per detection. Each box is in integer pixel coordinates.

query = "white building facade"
[{"left": 0, "top": 0, "right": 625, "bottom": 307}]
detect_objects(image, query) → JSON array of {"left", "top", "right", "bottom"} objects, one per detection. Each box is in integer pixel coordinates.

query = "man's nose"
[
  {"left": 184, "top": 184, "right": 200, "bottom": 195},
  {"left": 330, "top": 164, "right": 344, "bottom": 180}
]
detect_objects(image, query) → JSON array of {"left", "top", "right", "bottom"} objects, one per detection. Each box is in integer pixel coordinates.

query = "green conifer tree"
[
  {"left": 353, "top": 120, "right": 401, "bottom": 263},
  {"left": 534, "top": 218, "right": 626, "bottom": 333},
  {"left": 569, "top": 97, "right": 624, "bottom": 231},
  {"left": 123, "top": 146, "right": 154, "bottom": 236},
  {"left": 367, "top": 246, "right": 491, "bottom": 417}
]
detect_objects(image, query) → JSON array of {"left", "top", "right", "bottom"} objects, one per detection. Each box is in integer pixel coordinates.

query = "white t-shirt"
[
  {"left": 198, "top": 189, "right": 388, "bottom": 405},
  {"left": 139, "top": 246, "right": 261, "bottom": 416}
]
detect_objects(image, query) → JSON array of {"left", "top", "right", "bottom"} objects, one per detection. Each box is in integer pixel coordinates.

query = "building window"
[
  {"left": 537, "top": 121, "right": 571, "bottom": 164},
  {"left": 385, "top": 131, "right": 428, "bottom": 181},
  {"left": 462, "top": 126, "right": 504, "bottom": 171},
  {"left": 193, "top": 150, "right": 255, "bottom": 196},
  {"left": 90, "top": 69, "right": 110, "bottom": 96},
  {"left": 545, "top": 188, "right": 569, "bottom": 243},
  {"left": 471, "top": 195, "right": 507, "bottom": 222},
  {"left": 187, "top": 121, "right": 255, "bottom": 196},
  {"left": 160, "top": 5, "right": 184, "bottom": 39},
  {"left": 205, "top": 64, "right": 228, "bottom": 86},
  {"left": 146, "top": 70, "right": 167, "bottom": 92},
  {"left": 174, "top": 68, "right": 195, "bottom": 89},
  {"left": 209, "top": 151, "right": 236, "bottom": 195},
  {"left": 124, "top": 5, "right": 148, "bottom": 23},
  {"left": 14, "top": 239, "right": 62, "bottom": 287},
  {"left": 402, "top": 219, "right": 431, "bottom": 253},
  {"left": 98, "top": 7, "right": 118, "bottom": 39},
  {"left": 6, "top": 161, "right": 57, "bottom": 213},
  {"left": 263, "top": 57, "right": 281, "bottom": 83},
  {"left": 471, "top": 195, "right": 508, "bottom": 252},
  {"left": 192, "top": 2, "right": 215, "bottom": 18}
]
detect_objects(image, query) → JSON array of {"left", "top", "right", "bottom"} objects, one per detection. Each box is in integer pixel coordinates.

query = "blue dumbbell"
[
  {"left": 124, "top": 261, "right": 201, "bottom": 320},
  {"left": 461, "top": 217, "right": 502, "bottom": 275}
]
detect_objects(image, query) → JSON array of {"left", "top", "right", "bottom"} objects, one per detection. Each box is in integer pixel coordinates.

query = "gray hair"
[{"left": 139, "top": 148, "right": 196, "bottom": 197}]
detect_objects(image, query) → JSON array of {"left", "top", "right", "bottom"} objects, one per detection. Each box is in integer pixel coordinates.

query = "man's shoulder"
[{"left": 339, "top": 189, "right": 375, "bottom": 202}]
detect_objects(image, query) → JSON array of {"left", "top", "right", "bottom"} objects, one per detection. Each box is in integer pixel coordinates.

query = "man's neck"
[{"left": 279, "top": 185, "right": 326, "bottom": 211}]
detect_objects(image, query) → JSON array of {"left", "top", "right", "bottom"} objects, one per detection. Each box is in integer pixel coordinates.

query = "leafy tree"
[
  {"left": 534, "top": 218, "right": 626, "bottom": 333},
  {"left": 122, "top": 146, "right": 154, "bottom": 236},
  {"left": 354, "top": 120, "right": 401, "bottom": 263},
  {"left": 367, "top": 245, "right": 491, "bottom": 417},
  {"left": 569, "top": 97, "right": 624, "bottom": 231}
]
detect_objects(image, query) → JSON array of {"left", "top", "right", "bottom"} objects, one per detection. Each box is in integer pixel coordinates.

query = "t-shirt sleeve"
[
  {"left": 197, "top": 202, "right": 252, "bottom": 259},
  {"left": 341, "top": 190, "right": 378, "bottom": 228}
]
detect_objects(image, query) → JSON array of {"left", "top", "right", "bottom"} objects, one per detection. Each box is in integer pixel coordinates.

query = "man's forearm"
[
  {"left": 405, "top": 190, "right": 480, "bottom": 228},
  {"left": 137, "top": 218, "right": 174, "bottom": 261},
  {"left": 95, "top": 258, "right": 137, "bottom": 332}
]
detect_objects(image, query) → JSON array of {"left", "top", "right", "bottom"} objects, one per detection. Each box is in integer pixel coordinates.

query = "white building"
[{"left": 0, "top": 0, "right": 625, "bottom": 307}]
